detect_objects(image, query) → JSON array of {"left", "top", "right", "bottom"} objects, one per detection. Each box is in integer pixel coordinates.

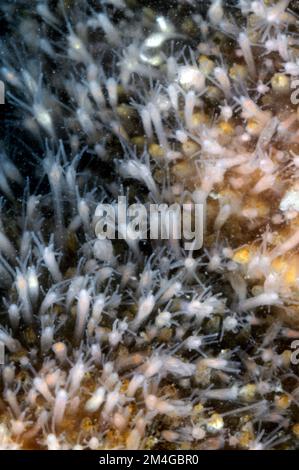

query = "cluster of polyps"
[{"left": 1, "top": 0, "right": 299, "bottom": 450}]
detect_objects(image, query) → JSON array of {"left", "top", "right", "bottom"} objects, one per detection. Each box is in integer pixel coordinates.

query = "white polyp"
[
  {"left": 159, "top": 281, "right": 181, "bottom": 303},
  {"left": 214, "top": 67, "right": 231, "bottom": 98},
  {"left": 26, "top": 266, "right": 39, "bottom": 306},
  {"left": 66, "top": 276, "right": 85, "bottom": 311},
  {"left": 78, "top": 199, "right": 90, "bottom": 233},
  {"left": 40, "top": 38, "right": 55, "bottom": 57},
  {"left": 260, "top": 156, "right": 276, "bottom": 174},
  {"left": 140, "top": 108, "right": 153, "bottom": 141},
  {"left": 257, "top": 81, "right": 270, "bottom": 95},
  {"left": 26, "top": 195, "right": 40, "bottom": 224},
  {"left": 105, "top": 372, "right": 119, "bottom": 390},
  {"left": 46, "top": 370, "right": 61, "bottom": 389},
  {"left": 108, "top": 330, "right": 122, "bottom": 347},
  {"left": 155, "top": 311, "right": 171, "bottom": 328},
  {"left": 184, "top": 335, "right": 203, "bottom": 351},
  {"left": 148, "top": 103, "right": 168, "bottom": 149},
  {"left": 39, "top": 290, "right": 59, "bottom": 315},
  {"left": 36, "top": 3, "right": 58, "bottom": 24},
  {"left": 53, "top": 389, "right": 68, "bottom": 426},
  {"left": 90, "top": 343, "right": 102, "bottom": 364},
  {"left": 15, "top": 270, "right": 33, "bottom": 324},
  {"left": 103, "top": 389, "right": 120, "bottom": 416},
  {"left": 77, "top": 108, "right": 95, "bottom": 135},
  {"left": 33, "top": 103, "right": 54, "bottom": 136},
  {"left": 175, "top": 129, "right": 188, "bottom": 143},
  {"left": 1, "top": 66, "right": 21, "bottom": 88},
  {"left": 239, "top": 292, "right": 280, "bottom": 311},
  {"left": 85, "top": 387, "right": 106, "bottom": 412},
  {"left": 41, "top": 326, "right": 54, "bottom": 353},
  {"left": 284, "top": 61, "right": 299, "bottom": 76},
  {"left": 11, "top": 420, "right": 26, "bottom": 436},
  {"left": 2, "top": 365, "right": 15, "bottom": 385},
  {"left": 25, "top": 410, "right": 49, "bottom": 440},
  {"left": 5, "top": 389, "right": 21, "bottom": 417},
  {"left": 208, "top": 0, "right": 224, "bottom": 24},
  {"left": 69, "top": 396, "right": 80, "bottom": 414},
  {"left": 167, "top": 84, "right": 179, "bottom": 111},
  {"left": 93, "top": 239, "right": 114, "bottom": 262},
  {"left": 102, "top": 361, "right": 114, "bottom": 379},
  {"left": 178, "top": 66, "right": 205, "bottom": 92},
  {"left": 184, "top": 298, "right": 209, "bottom": 319},
  {"left": 74, "top": 289, "right": 91, "bottom": 344},
  {"left": 214, "top": 203, "right": 232, "bottom": 230},
  {"left": 68, "top": 33, "right": 90, "bottom": 63},
  {"left": 27, "top": 389, "right": 38, "bottom": 407},
  {"left": 0, "top": 171, "right": 14, "bottom": 200},
  {"left": 199, "top": 357, "right": 239, "bottom": 373},
  {"left": 240, "top": 97, "right": 268, "bottom": 125},
  {"left": 89, "top": 79, "right": 105, "bottom": 106},
  {"left": 220, "top": 104, "right": 233, "bottom": 121},
  {"left": 272, "top": 227, "right": 299, "bottom": 257},
  {"left": 167, "top": 57, "right": 178, "bottom": 80},
  {"left": 251, "top": 0, "right": 265, "bottom": 17},
  {"left": 49, "top": 161, "right": 65, "bottom": 245},
  {"left": 113, "top": 411, "right": 128, "bottom": 432},
  {"left": 238, "top": 32, "right": 256, "bottom": 78},
  {"left": 164, "top": 356, "right": 196, "bottom": 377},
  {"left": 184, "top": 90, "right": 196, "bottom": 130},
  {"left": 68, "top": 360, "right": 85, "bottom": 396},
  {"left": 33, "top": 377, "right": 53, "bottom": 402},
  {"left": 266, "top": 0, "right": 290, "bottom": 24},
  {"left": 223, "top": 317, "right": 238, "bottom": 332},
  {"left": 127, "top": 374, "right": 145, "bottom": 397},
  {"left": 22, "top": 70, "right": 38, "bottom": 95},
  {"left": 252, "top": 174, "right": 276, "bottom": 194},
  {"left": 119, "top": 160, "right": 157, "bottom": 196},
  {"left": 88, "top": 437, "right": 99, "bottom": 450},
  {"left": 92, "top": 294, "right": 105, "bottom": 322},
  {"left": 162, "top": 430, "right": 181, "bottom": 443},
  {"left": 106, "top": 77, "right": 118, "bottom": 108},
  {"left": 96, "top": 266, "right": 114, "bottom": 283},
  {"left": 0, "top": 232, "right": 16, "bottom": 260},
  {"left": 0, "top": 329, "right": 19, "bottom": 352},
  {"left": 126, "top": 427, "right": 143, "bottom": 450},
  {"left": 131, "top": 293, "right": 155, "bottom": 330},
  {"left": 202, "top": 138, "right": 224, "bottom": 156},
  {"left": 43, "top": 245, "right": 62, "bottom": 282},
  {"left": 46, "top": 434, "right": 61, "bottom": 450},
  {"left": 202, "top": 386, "right": 239, "bottom": 401},
  {"left": 52, "top": 342, "right": 67, "bottom": 364},
  {"left": 145, "top": 394, "right": 158, "bottom": 411},
  {"left": 98, "top": 13, "right": 120, "bottom": 45},
  {"left": 2, "top": 156, "right": 22, "bottom": 185},
  {"left": 144, "top": 356, "right": 163, "bottom": 378},
  {"left": 158, "top": 399, "right": 191, "bottom": 417},
  {"left": 8, "top": 304, "right": 20, "bottom": 330}
]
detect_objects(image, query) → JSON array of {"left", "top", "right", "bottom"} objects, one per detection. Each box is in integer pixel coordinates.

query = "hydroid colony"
[{"left": 1, "top": 0, "right": 299, "bottom": 450}]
